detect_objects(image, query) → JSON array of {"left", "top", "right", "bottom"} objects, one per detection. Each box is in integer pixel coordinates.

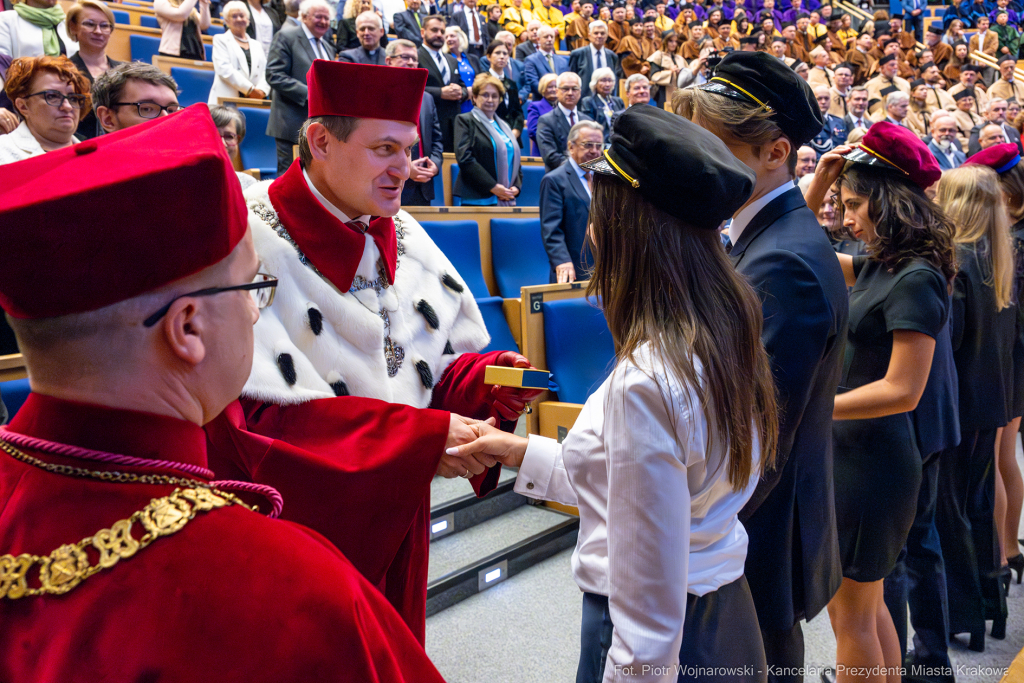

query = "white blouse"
[
  {"left": 250, "top": 5, "right": 274, "bottom": 58},
  {"left": 515, "top": 345, "right": 760, "bottom": 683},
  {"left": 0, "top": 121, "right": 47, "bottom": 165}
]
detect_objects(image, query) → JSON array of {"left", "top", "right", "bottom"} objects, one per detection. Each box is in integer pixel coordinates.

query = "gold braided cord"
[
  {"left": 0, "top": 487, "right": 243, "bottom": 600},
  {"left": 602, "top": 150, "right": 640, "bottom": 188},
  {"left": 709, "top": 77, "right": 774, "bottom": 113},
  {"left": 0, "top": 440, "right": 252, "bottom": 600}
]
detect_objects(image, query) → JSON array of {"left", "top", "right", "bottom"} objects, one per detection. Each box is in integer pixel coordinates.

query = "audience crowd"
[{"left": 4, "top": 0, "right": 1024, "bottom": 680}]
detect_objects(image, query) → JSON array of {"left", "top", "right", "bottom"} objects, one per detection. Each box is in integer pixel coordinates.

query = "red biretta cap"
[
  {"left": 841, "top": 120, "right": 942, "bottom": 190},
  {"left": 306, "top": 59, "right": 427, "bottom": 124},
  {"left": 964, "top": 143, "right": 1022, "bottom": 174},
  {"left": 0, "top": 104, "right": 247, "bottom": 319}
]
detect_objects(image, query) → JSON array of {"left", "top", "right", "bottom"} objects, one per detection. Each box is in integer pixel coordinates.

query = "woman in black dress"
[
  {"left": 973, "top": 144, "right": 1024, "bottom": 590},
  {"left": 807, "top": 122, "right": 957, "bottom": 683},
  {"left": 933, "top": 162, "right": 1018, "bottom": 647}
]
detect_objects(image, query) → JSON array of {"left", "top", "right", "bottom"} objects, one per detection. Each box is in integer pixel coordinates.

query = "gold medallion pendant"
[{"left": 0, "top": 487, "right": 246, "bottom": 600}]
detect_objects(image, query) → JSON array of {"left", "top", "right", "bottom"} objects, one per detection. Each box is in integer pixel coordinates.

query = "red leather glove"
[{"left": 489, "top": 351, "right": 546, "bottom": 421}]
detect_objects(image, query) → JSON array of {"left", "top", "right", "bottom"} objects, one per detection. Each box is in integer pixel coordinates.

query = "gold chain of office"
[{"left": 0, "top": 439, "right": 251, "bottom": 600}]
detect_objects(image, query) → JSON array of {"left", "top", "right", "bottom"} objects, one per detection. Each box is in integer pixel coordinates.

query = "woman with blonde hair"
[
  {"left": 447, "top": 105, "right": 777, "bottom": 683},
  {"left": 932, "top": 160, "right": 1018, "bottom": 646},
  {"left": 155, "top": 0, "right": 211, "bottom": 60},
  {"left": 444, "top": 25, "right": 480, "bottom": 113},
  {"left": 334, "top": 0, "right": 371, "bottom": 49},
  {"left": 65, "top": 0, "right": 121, "bottom": 139}
]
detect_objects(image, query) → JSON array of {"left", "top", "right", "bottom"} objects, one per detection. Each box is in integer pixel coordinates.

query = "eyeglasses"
[
  {"left": 573, "top": 142, "right": 604, "bottom": 151},
  {"left": 80, "top": 19, "right": 113, "bottom": 32},
  {"left": 558, "top": 86, "right": 581, "bottom": 92},
  {"left": 143, "top": 273, "right": 278, "bottom": 327},
  {"left": 390, "top": 53, "right": 418, "bottom": 63},
  {"left": 220, "top": 132, "right": 239, "bottom": 143},
  {"left": 111, "top": 101, "right": 181, "bottom": 118},
  {"left": 25, "top": 90, "right": 88, "bottom": 109}
]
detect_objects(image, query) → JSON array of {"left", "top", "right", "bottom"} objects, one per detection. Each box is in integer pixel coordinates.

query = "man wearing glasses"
[
  {"left": 536, "top": 71, "right": 593, "bottom": 171},
  {"left": 205, "top": 59, "right": 543, "bottom": 644},
  {"left": 0, "top": 106, "right": 447, "bottom": 681},
  {"left": 539, "top": 119, "right": 601, "bottom": 283},
  {"left": 386, "top": 38, "right": 442, "bottom": 206},
  {"left": 93, "top": 61, "right": 180, "bottom": 133}
]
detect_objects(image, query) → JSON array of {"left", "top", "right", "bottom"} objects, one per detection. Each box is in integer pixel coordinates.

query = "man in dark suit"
[
  {"left": 567, "top": 18, "right": 619, "bottom": 98},
  {"left": 338, "top": 11, "right": 387, "bottom": 64},
  {"left": 452, "top": 0, "right": 487, "bottom": 56},
  {"left": 843, "top": 85, "right": 872, "bottom": 131},
  {"left": 266, "top": 0, "right": 336, "bottom": 175},
  {"left": 394, "top": 0, "right": 427, "bottom": 44},
  {"left": 927, "top": 113, "right": 966, "bottom": 170},
  {"left": 967, "top": 97, "right": 1024, "bottom": 156},
  {"left": 515, "top": 20, "right": 542, "bottom": 61},
  {"left": 387, "top": 39, "right": 443, "bottom": 206},
  {"left": 694, "top": 52, "right": 848, "bottom": 683},
  {"left": 524, "top": 24, "right": 570, "bottom": 98},
  {"left": 539, "top": 120, "right": 602, "bottom": 283},
  {"left": 418, "top": 14, "right": 469, "bottom": 152},
  {"left": 536, "top": 72, "right": 593, "bottom": 170}
]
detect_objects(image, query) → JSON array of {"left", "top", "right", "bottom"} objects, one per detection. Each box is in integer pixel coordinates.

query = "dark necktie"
[
  {"left": 471, "top": 9, "right": 480, "bottom": 43},
  {"left": 436, "top": 52, "right": 449, "bottom": 83},
  {"left": 547, "top": 52, "right": 555, "bottom": 72},
  {"left": 569, "top": 110, "right": 575, "bottom": 126},
  {"left": 596, "top": 49, "right": 603, "bottom": 68}
]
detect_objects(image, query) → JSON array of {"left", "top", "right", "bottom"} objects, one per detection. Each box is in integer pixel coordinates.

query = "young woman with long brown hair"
[
  {"left": 806, "top": 122, "right": 957, "bottom": 682},
  {"left": 446, "top": 106, "right": 778, "bottom": 683}
]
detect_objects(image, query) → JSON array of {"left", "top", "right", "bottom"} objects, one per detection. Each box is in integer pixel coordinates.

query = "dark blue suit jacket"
[
  {"left": 567, "top": 45, "right": 619, "bottom": 98},
  {"left": 523, "top": 51, "right": 570, "bottom": 98},
  {"left": 394, "top": 9, "right": 426, "bottom": 44},
  {"left": 402, "top": 94, "right": 444, "bottom": 204},
  {"left": 539, "top": 161, "right": 593, "bottom": 281},
  {"left": 927, "top": 139, "right": 966, "bottom": 170},
  {"left": 731, "top": 186, "right": 849, "bottom": 630}
]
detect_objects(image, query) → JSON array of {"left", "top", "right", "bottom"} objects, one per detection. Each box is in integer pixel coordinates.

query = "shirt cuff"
[{"left": 513, "top": 434, "right": 560, "bottom": 500}]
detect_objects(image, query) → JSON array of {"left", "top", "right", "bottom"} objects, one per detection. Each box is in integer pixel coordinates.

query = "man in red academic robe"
[
  {"left": 205, "top": 60, "right": 542, "bottom": 642},
  {"left": 0, "top": 106, "right": 445, "bottom": 682}
]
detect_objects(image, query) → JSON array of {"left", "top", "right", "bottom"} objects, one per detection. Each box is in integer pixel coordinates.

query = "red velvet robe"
[
  {"left": 0, "top": 394, "right": 446, "bottom": 683},
  {"left": 205, "top": 350, "right": 510, "bottom": 644}
]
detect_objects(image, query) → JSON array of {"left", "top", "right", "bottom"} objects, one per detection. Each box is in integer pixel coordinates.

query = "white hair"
[
  {"left": 556, "top": 71, "right": 582, "bottom": 86},
  {"left": 495, "top": 30, "right": 515, "bottom": 42},
  {"left": 588, "top": 19, "right": 607, "bottom": 31},
  {"left": 299, "top": 0, "right": 334, "bottom": 19},
  {"left": 985, "top": 97, "right": 1008, "bottom": 113},
  {"left": 886, "top": 91, "right": 908, "bottom": 107},
  {"left": 221, "top": 0, "right": 250, "bottom": 23},
  {"left": 625, "top": 72, "right": 649, "bottom": 90},
  {"left": 589, "top": 65, "right": 615, "bottom": 91},
  {"left": 355, "top": 9, "right": 382, "bottom": 27},
  {"left": 443, "top": 25, "right": 469, "bottom": 54}
]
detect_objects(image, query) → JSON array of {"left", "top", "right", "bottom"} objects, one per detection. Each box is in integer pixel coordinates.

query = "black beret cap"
[
  {"left": 890, "top": 12, "right": 904, "bottom": 19},
  {"left": 919, "top": 61, "right": 936, "bottom": 70},
  {"left": 910, "top": 78, "right": 926, "bottom": 89},
  {"left": 699, "top": 50, "right": 823, "bottom": 146},
  {"left": 739, "top": 34, "right": 760, "bottom": 44},
  {"left": 1000, "top": 52, "right": 1017, "bottom": 63},
  {"left": 953, "top": 87, "right": 975, "bottom": 100},
  {"left": 679, "top": 2, "right": 695, "bottom": 9},
  {"left": 880, "top": 85, "right": 898, "bottom": 96},
  {"left": 878, "top": 53, "right": 897, "bottom": 65},
  {"left": 772, "top": 35, "right": 788, "bottom": 43},
  {"left": 927, "top": 24, "right": 943, "bottom": 35},
  {"left": 581, "top": 106, "right": 755, "bottom": 229},
  {"left": 962, "top": 63, "right": 982, "bottom": 72},
  {"left": 688, "top": 20, "right": 702, "bottom": 27}
]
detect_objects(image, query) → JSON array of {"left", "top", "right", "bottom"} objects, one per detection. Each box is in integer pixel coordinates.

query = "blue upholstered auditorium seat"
[
  {"left": 129, "top": 34, "right": 161, "bottom": 63},
  {"left": 170, "top": 67, "right": 215, "bottom": 107},
  {"left": 139, "top": 14, "right": 159, "bottom": 27},
  {"left": 112, "top": 9, "right": 130, "bottom": 24},
  {"left": 0, "top": 378, "right": 31, "bottom": 422},
  {"left": 541, "top": 297, "right": 614, "bottom": 404},
  {"left": 477, "top": 296, "right": 519, "bottom": 354},
  {"left": 429, "top": 174, "right": 444, "bottom": 206},
  {"left": 517, "top": 165, "right": 545, "bottom": 207},
  {"left": 489, "top": 217, "right": 549, "bottom": 297},
  {"left": 418, "top": 220, "right": 492, "bottom": 298},
  {"left": 450, "top": 163, "right": 545, "bottom": 207},
  {"left": 237, "top": 107, "right": 278, "bottom": 180},
  {"left": 205, "top": 23, "right": 226, "bottom": 34},
  {"left": 206, "top": 43, "right": 213, "bottom": 60}
]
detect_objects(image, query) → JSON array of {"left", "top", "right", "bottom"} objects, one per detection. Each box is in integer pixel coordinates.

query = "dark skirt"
[
  {"left": 577, "top": 576, "right": 767, "bottom": 683},
  {"left": 834, "top": 412, "right": 922, "bottom": 582}
]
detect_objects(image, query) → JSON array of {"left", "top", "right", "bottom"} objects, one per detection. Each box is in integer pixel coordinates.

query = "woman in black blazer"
[
  {"left": 454, "top": 73, "right": 522, "bottom": 205},
  {"left": 484, "top": 39, "right": 524, "bottom": 147}
]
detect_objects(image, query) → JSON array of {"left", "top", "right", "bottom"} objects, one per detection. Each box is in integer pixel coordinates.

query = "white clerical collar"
[
  {"left": 303, "top": 168, "right": 370, "bottom": 226},
  {"left": 728, "top": 180, "right": 793, "bottom": 243}
]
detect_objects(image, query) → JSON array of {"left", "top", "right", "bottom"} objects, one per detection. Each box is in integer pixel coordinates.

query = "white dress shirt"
[
  {"left": 727, "top": 179, "right": 794, "bottom": 245},
  {"left": 849, "top": 113, "right": 869, "bottom": 129},
  {"left": 251, "top": 3, "right": 275, "bottom": 56},
  {"left": 557, "top": 101, "right": 581, "bottom": 126},
  {"left": 590, "top": 44, "right": 606, "bottom": 70},
  {"left": 515, "top": 345, "right": 761, "bottom": 683},
  {"left": 300, "top": 21, "right": 329, "bottom": 60},
  {"left": 463, "top": 5, "right": 483, "bottom": 45},
  {"left": 424, "top": 45, "right": 450, "bottom": 83}
]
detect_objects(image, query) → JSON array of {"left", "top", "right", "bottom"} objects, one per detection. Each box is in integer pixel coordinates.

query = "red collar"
[
  {"left": 268, "top": 160, "right": 398, "bottom": 291},
  {"left": 5, "top": 393, "right": 209, "bottom": 470}
]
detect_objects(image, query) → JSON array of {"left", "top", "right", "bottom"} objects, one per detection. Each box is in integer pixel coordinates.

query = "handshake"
[{"left": 437, "top": 414, "right": 530, "bottom": 479}]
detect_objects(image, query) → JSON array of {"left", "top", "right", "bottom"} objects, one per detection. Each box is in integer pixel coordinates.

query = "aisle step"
[
  {"left": 430, "top": 469, "right": 526, "bottom": 541},
  {"left": 426, "top": 505, "right": 579, "bottom": 616}
]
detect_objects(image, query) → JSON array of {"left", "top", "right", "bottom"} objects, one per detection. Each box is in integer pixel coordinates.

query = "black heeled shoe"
[
  {"left": 1008, "top": 553, "right": 1024, "bottom": 585},
  {"left": 967, "top": 629, "right": 985, "bottom": 652},
  {"left": 992, "top": 613, "right": 1007, "bottom": 640}
]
